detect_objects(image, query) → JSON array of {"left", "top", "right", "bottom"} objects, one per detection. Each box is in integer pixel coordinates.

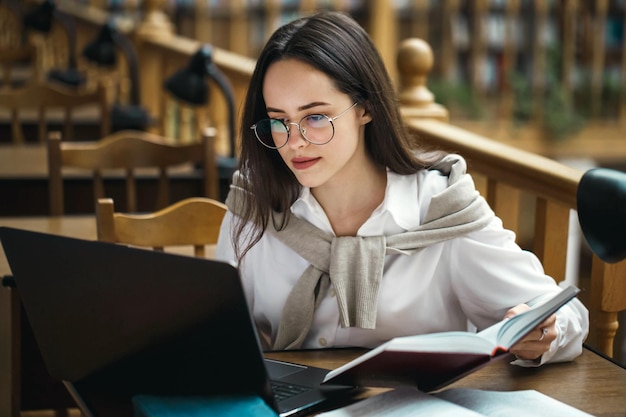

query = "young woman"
[{"left": 215, "top": 11, "right": 588, "bottom": 365}]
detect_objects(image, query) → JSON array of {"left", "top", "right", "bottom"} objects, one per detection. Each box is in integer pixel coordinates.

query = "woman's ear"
[{"left": 359, "top": 102, "right": 373, "bottom": 125}]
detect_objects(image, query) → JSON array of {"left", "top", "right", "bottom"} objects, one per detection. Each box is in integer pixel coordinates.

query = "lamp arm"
[
  {"left": 206, "top": 62, "right": 236, "bottom": 159},
  {"left": 111, "top": 30, "right": 141, "bottom": 106}
]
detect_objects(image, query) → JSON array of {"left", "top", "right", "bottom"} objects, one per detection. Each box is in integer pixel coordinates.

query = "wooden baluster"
[
  {"left": 202, "top": 126, "right": 219, "bottom": 200},
  {"left": 134, "top": 0, "right": 174, "bottom": 134},
  {"left": 396, "top": 38, "right": 448, "bottom": 121},
  {"left": 265, "top": 0, "right": 282, "bottom": 44},
  {"left": 48, "top": 131, "right": 64, "bottom": 216},
  {"left": 591, "top": 0, "right": 608, "bottom": 118},
  {"left": 590, "top": 257, "right": 626, "bottom": 357},
  {"left": 410, "top": 0, "right": 429, "bottom": 41},
  {"left": 194, "top": 0, "right": 211, "bottom": 44},
  {"left": 486, "top": 179, "right": 521, "bottom": 243},
  {"left": 230, "top": 0, "right": 247, "bottom": 56},
  {"left": 469, "top": 0, "right": 488, "bottom": 96},
  {"left": 531, "top": 0, "right": 548, "bottom": 125},
  {"left": 561, "top": 0, "right": 578, "bottom": 107},
  {"left": 161, "top": 94, "right": 174, "bottom": 139},
  {"left": 533, "top": 197, "right": 570, "bottom": 283},
  {"left": 440, "top": 0, "right": 459, "bottom": 82},
  {"left": 181, "top": 105, "right": 193, "bottom": 144},
  {"left": 370, "top": 0, "right": 397, "bottom": 83},
  {"left": 500, "top": 0, "right": 520, "bottom": 120},
  {"left": 125, "top": 168, "right": 137, "bottom": 212}
]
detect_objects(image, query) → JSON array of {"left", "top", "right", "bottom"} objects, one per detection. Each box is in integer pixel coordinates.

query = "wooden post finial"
[
  {"left": 136, "top": 0, "right": 174, "bottom": 40},
  {"left": 397, "top": 38, "right": 448, "bottom": 122}
]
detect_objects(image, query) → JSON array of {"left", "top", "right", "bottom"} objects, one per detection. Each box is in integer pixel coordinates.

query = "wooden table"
[
  {"left": 266, "top": 348, "right": 626, "bottom": 417},
  {"left": 0, "top": 215, "right": 97, "bottom": 275},
  {"left": 0, "top": 144, "right": 207, "bottom": 216},
  {"left": 1, "top": 217, "right": 624, "bottom": 417}
]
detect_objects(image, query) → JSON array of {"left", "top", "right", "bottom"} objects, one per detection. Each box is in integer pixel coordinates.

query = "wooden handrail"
[{"left": 406, "top": 119, "right": 582, "bottom": 206}]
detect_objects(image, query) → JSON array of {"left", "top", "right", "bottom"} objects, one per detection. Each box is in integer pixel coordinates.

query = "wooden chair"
[
  {"left": 96, "top": 196, "right": 227, "bottom": 258},
  {"left": 0, "top": 80, "right": 111, "bottom": 143},
  {"left": 47, "top": 128, "right": 219, "bottom": 215}
]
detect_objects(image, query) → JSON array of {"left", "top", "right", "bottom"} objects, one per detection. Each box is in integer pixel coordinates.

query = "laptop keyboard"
[{"left": 271, "top": 381, "right": 312, "bottom": 402}]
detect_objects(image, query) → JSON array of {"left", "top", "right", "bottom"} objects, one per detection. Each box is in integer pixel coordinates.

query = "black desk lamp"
[
  {"left": 163, "top": 45, "right": 238, "bottom": 181},
  {"left": 577, "top": 167, "right": 626, "bottom": 263},
  {"left": 23, "top": 0, "right": 85, "bottom": 87},
  {"left": 82, "top": 20, "right": 152, "bottom": 132}
]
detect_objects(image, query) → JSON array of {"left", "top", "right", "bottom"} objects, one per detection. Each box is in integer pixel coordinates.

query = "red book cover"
[{"left": 323, "top": 286, "right": 579, "bottom": 391}]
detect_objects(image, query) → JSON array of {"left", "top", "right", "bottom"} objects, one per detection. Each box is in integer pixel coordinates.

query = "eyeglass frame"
[{"left": 250, "top": 102, "right": 359, "bottom": 149}]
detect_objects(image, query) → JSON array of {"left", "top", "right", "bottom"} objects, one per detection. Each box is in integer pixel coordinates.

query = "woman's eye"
[{"left": 305, "top": 114, "right": 327, "bottom": 127}]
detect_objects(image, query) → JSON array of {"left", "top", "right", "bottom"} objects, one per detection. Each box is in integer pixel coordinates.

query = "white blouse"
[{"left": 215, "top": 168, "right": 589, "bottom": 365}]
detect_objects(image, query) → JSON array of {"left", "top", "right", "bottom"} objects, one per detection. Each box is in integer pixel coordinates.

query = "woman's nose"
[{"left": 287, "top": 122, "right": 309, "bottom": 148}]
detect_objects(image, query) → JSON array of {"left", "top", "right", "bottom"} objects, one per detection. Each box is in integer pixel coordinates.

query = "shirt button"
[{"left": 319, "top": 337, "right": 328, "bottom": 347}]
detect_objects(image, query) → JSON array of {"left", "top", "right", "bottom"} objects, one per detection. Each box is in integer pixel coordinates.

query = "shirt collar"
[{"left": 291, "top": 170, "right": 425, "bottom": 234}]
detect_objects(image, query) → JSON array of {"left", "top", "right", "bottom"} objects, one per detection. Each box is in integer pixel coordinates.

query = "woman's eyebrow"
[{"left": 266, "top": 101, "right": 331, "bottom": 114}]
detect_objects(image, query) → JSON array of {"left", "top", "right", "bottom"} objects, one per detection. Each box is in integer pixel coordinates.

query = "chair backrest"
[
  {"left": 96, "top": 196, "right": 227, "bottom": 258},
  {"left": 47, "top": 128, "right": 219, "bottom": 215},
  {"left": 0, "top": 80, "right": 111, "bottom": 143}
]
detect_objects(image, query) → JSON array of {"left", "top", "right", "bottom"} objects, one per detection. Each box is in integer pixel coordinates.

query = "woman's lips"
[{"left": 292, "top": 157, "right": 321, "bottom": 170}]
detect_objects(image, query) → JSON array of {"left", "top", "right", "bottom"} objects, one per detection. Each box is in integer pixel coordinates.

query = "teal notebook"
[{"left": 132, "top": 395, "right": 278, "bottom": 417}]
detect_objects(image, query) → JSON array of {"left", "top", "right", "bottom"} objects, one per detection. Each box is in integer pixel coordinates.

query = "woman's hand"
[{"left": 504, "top": 303, "right": 557, "bottom": 361}]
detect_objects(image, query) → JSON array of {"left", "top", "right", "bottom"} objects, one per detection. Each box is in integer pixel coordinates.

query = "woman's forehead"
[{"left": 262, "top": 59, "right": 340, "bottom": 107}]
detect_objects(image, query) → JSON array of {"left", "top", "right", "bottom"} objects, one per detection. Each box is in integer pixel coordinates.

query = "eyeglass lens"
[{"left": 254, "top": 114, "right": 335, "bottom": 149}]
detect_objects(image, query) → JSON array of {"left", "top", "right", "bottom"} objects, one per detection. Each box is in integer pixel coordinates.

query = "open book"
[
  {"left": 323, "top": 285, "right": 580, "bottom": 392},
  {"left": 317, "top": 387, "right": 593, "bottom": 417}
]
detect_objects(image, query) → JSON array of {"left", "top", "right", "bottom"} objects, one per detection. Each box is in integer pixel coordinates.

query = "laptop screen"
[{"left": 0, "top": 227, "right": 276, "bottom": 417}]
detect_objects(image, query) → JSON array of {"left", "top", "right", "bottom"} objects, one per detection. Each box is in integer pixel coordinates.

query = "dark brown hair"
[{"left": 232, "top": 11, "right": 440, "bottom": 261}]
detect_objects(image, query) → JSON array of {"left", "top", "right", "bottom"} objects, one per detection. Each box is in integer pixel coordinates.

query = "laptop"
[{"left": 0, "top": 226, "right": 357, "bottom": 417}]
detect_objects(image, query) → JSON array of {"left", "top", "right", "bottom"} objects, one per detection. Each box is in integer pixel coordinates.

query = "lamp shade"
[
  {"left": 577, "top": 167, "right": 626, "bottom": 263},
  {"left": 163, "top": 46, "right": 211, "bottom": 106},
  {"left": 82, "top": 22, "right": 117, "bottom": 67},
  {"left": 23, "top": 0, "right": 55, "bottom": 33}
]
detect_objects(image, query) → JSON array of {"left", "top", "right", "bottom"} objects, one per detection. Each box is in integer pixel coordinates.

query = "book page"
[
  {"left": 317, "top": 387, "right": 485, "bottom": 417},
  {"left": 493, "top": 285, "right": 580, "bottom": 349},
  {"left": 436, "top": 388, "right": 594, "bottom": 417},
  {"left": 318, "top": 387, "right": 593, "bottom": 417},
  {"left": 385, "top": 332, "right": 495, "bottom": 354}
]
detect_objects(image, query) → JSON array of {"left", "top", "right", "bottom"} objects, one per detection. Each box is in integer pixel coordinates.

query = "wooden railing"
[
  {"left": 79, "top": 1, "right": 626, "bottom": 135},
  {"left": 44, "top": 0, "right": 626, "bottom": 359},
  {"left": 398, "top": 39, "right": 626, "bottom": 358}
]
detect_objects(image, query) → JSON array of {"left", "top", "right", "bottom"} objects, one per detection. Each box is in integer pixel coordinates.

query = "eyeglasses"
[{"left": 251, "top": 102, "right": 358, "bottom": 149}]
